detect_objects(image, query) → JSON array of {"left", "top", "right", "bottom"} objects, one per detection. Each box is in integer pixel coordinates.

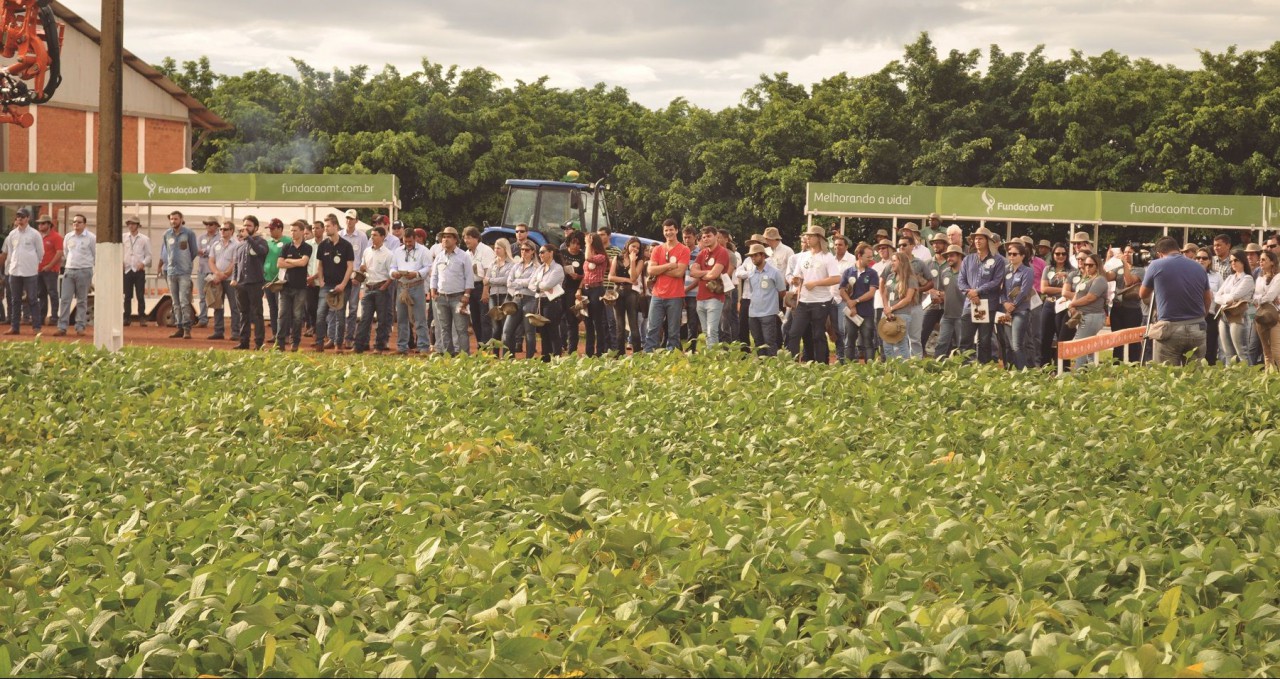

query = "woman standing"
[
  {"left": 880, "top": 252, "right": 919, "bottom": 360},
  {"left": 1197, "top": 248, "right": 1222, "bottom": 365},
  {"left": 532, "top": 245, "right": 567, "bottom": 361},
  {"left": 998, "top": 242, "right": 1035, "bottom": 369},
  {"left": 1064, "top": 253, "right": 1108, "bottom": 369},
  {"left": 1253, "top": 250, "right": 1280, "bottom": 370},
  {"left": 487, "top": 239, "right": 515, "bottom": 349},
  {"left": 503, "top": 241, "right": 539, "bottom": 358},
  {"left": 1215, "top": 250, "right": 1254, "bottom": 364},
  {"left": 578, "top": 233, "right": 610, "bottom": 357},
  {"left": 609, "top": 237, "right": 643, "bottom": 355},
  {"left": 1039, "top": 242, "right": 1075, "bottom": 366}
]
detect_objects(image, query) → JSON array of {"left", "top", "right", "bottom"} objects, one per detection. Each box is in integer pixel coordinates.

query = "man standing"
[
  {"left": 158, "top": 211, "right": 199, "bottom": 339},
  {"left": 680, "top": 226, "right": 701, "bottom": 348},
  {"left": 901, "top": 222, "right": 931, "bottom": 263},
  {"left": 920, "top": 232, "right": 949, "bottom": 356},
  {"left": 274, "top": 221, "right": 312, "bottom": 352},
  {"left": 738, "top": 242, "right": 787, "bottom": 356},
  {"left": 232, "top": 216, "right": 269, "bottom": 350},
  {"left": 391, "top": 226, "right": 432, "bottom": 355},
  {"left": 763, "top": 227, "right": 794, "bottom": 278},
  {"left": 385, "top": 219, "right": 404, "bottom": 251},
  {"left": 340, "top": 209, "right": 370, "bottom": 345},
  {"left": 1141, "top": 237, "right": 1211, "bottom": 365},
  {"left": 957, "top": 226, "right": 1006, "bottom": 364},
  {"left": 262, "top": 218, "right": 291, "bottom": 343},
  {"left": 195, "top": 217, "right": 219, "bottom": 328},
  {"left": 3, "top": 208, "right": 42, "bottom": 334},
  {"left": 785, "top": 225, "right": 843, "bottom": 363},
  {"left": 643, "top": 219, "right": 690, "bottom": 352},
  {"left": 690, "top": 225, "right": 729, "bottom": 347},
  {"left": 932, "top": 245, "right": 966, "bottom": 359},
  {"left": 462, "top": 226, "right": 495, "bottom": 345},
  {"left": 56, "top": 214, "right": 95, "bottom": 336},
  {"left": 121, "top": 216, "right": 151, "bottom": 327},
  {"left": 315, "top": 214, "right": 355, "bottom": 352},
  {"left": 207, "top": 221, "right": 241, "bottom": 341},
  {"left": 354, "top": 226, "right": 394, "bottom": 354},
  {"left": 828, "top": 234, "right": 857, "bottom": 360},
  {"left": 304, "top": 221, "right": 324, "bottom": 337},
  {"left": 430, "top": 226, "right": 474, "bottom": 355},
  {"left": 838, "top": 243, "right": 879, "bottom": 362},
  {"left": 35, "top": 214, "right": 62, "bottom": 326}
]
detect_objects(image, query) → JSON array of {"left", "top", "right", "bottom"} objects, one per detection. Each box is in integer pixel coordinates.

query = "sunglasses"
[
  {"left": 516, "top": 229, "right": 528, "bottom": 234},
  {"left": 1081, "top": 263, "right": 1097, "bottom": 268},
  {"left": 1196, "top": 256, "right": 1210, "bottom": 260},
  {"left": 220, "top": 227, "right": 232, "bottom": 231},
  {"left": 1054, "top": 251, "right": 1067, "bottom": 256}
]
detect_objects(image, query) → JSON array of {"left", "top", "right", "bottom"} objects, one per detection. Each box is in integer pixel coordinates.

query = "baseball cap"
[{"left": 344, "top": 209, "right": 358, "bottom": 220}]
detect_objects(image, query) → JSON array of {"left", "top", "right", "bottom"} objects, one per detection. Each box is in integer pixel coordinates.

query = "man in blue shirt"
[
  {"left": 1140, "top": 236, "right": 1211, "bottom": 365},
  {"left": 957, "top": 226, "right": 1006, "bottom": 363},
  {"left": 838, "top": 244, "right": 879, "bottom": 362},
  {"left": 736, "top": 243, "right": 787, "bottom": 356},
  {"left": 157, "top": 210, "right": 200, "bottom": 338}
]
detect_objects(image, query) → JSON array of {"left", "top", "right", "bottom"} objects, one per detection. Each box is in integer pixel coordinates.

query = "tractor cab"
[{"left": 482, "top": 178, "right": 611, "bottom": 249}]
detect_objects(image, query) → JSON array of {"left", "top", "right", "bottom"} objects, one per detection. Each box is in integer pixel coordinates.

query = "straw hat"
[
  {"left": 969, "top": 226, "right": 997, "bottom": 241},
  {"left": 944, "top": 245, "right": 965, "bottom": 256},
  {"left": 901, "top": 222, "right": 920, "bottom": 233},
  {"left": 1180, "top": 242, "right": 1198, "bottom": 254},
  {"left": 1038, "top": 239, "right": 1052, "bottom": 249},
  {"left": 500, "top": 300, "right": 519, "bottom": 316},
  {"left": 526, "top": 312, "right": 550, "bottom": 327},
  {"left": 204, "top": 281, "right": 223, "bottom": 308},
  {"left": 1245, "top": 243, "right": 1263, "bottom": 253},
  {"left": 352, "top": 270, "right": 367, "bottom": 284},
  {"left": 706, "top": 278, "right": 725, "bottom": 294},
  {"left": 746, "top": 233, "right": 765, "bottom": 246},
  {"left": 929, "top": 232, "right": 948, "bottom": 244},
  {"left": 747, "top": 243, "right": 768, "bottom": 256},
  {"left": 571, "top": 296, "right": 589, "bottom": 317},
  {"left": 877, "top": 315, "right": 906, "bottom": 343},
  {"left": 1069, "top": 232, "right": 1091, "bottom": 244},
  {"left": 783, "top": 289, "right": 798, "bottom": 308},
  {"left": 439, "top": 226, "right": 460, "bottom": 239},
  {"left": 804, "top": 225, "right": 826, "bottom": 237},
  {"left": 326, "top": 289, "right": 345, "bottom": 310},
  {"left": 875, "top": 229, "right": 890, "bottom": 239},
  {"left": 265, "top": 279, "right": 285, "bottom": 294},
  {"left": 762, "top": 227, "right": 782, "bottom": 241},
  {"left": 1221, "top": 299, "right": 1248, "bottom": 323},
  {"left": 603, "top": 289, "right": 619, "bottom": 305}
]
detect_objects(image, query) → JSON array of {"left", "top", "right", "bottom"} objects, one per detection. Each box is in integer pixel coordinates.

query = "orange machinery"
[{"left": 0, "top": 0, "right": 61, "bottom": 127}]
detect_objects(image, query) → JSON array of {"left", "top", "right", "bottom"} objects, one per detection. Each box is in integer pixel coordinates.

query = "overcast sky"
[{"left": 61, "top": 0, "right": 1280, "bottom": 110}]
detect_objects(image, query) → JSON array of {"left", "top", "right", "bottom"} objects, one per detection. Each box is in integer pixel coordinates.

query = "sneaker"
[{"left": 169, "top": 329, "right": 184, "bottom": 338}]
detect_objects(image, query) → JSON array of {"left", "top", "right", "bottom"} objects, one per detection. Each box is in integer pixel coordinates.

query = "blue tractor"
[{"left": 480, "top": 177, "right": 657, "bottom": 250}]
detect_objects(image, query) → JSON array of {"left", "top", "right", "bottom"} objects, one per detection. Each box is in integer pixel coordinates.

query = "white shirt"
[
  {"left": 63, "top": 229, "right": 97, "bottom": 269},
  {"left": 1252, "top": 273, "right": 1280, "bottom": 307},
  {"left": 912, "top": 244, "right": 932, "bottom": 263},
  {"left": 769, "top": 242, "right": 794, "bottom": 280},
  {"left": 304, "top": 238, "right": 322, "bottom": 278},
  {"left": 469, "top": 241, "right": 496, "bottom": 282},
  {"left": 123, "top": 231, "right": 151, "bottom": 272},
  {"left": 872, "top": 260, "right": 892, "bottom": 309},
  {"left": 734, "top": 259, "right": 755, "bottom": 299},
  {"left": 791, "top": 250, "right": 843, "bottom": 303},
  {"left": 360, "top": 244, "right": 394, "bottom": 287},
  {"left": 3, "top": 224, "right": 43, "bottom": 276},
  {"left": 341, "top": 227, "right": 370, "bottom": 269},
  {"left": 1215, "top": 272, "right": 1254, "bottom": 307},
  {"left": 832, "top": 251, "right": 857, "bottom": 296},
  {"left": 391, "top": 243, "right": 432, "bottom": 281}
]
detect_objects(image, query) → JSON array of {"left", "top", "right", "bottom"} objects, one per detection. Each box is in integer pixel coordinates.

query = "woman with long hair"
[
  {"left": 531, "top": 245, "right": 567, "bottom": 361},
  {"left": 487, "top": 238, "right": 515, "bottom": 351},
  {"left": 1039, "top": 242, "right": 1075, "bottom": 366},
  {"left": 1253, "top": 249, "right": 1280, "bottom": 370},
  {"left": 609, "top": 237, "right": 644, "bottom": 355},
  {"left": 1064, "top": 252, "right": 1108, "bottom": 369},
  {"left": 1197, "top": 247, "right": 1222, "bottom": 364},
  {"left": 1215, "top": 250, "right": 1254, "bottom": 364},
  {"left": 998, "top": 242, "right": 1036, "bottom": 369},
  {"left": 880, "top": 252, "right": 919, "bottom": 360},
  {"left": 578, "top": 232, "right": 610, "bottom": 357},
  {"left": 504, "top": 240, "right": 539, "bottom": 358}
]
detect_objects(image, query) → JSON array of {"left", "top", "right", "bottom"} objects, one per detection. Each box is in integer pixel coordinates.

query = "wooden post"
[{"left": 93, "top": 0, "right": 124, "bottom": 351}]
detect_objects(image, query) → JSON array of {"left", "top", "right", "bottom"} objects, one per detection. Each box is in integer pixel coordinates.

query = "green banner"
[
  {"left": 123, "top": 173, "right": 254, "bottom": 203},
  {"left": 0, "top": 173, "right": 96, "bottom": 201},
  {"left": 254, "top": 174, "right": 397, "bottom": 203},
  {"left": 1266, "top": 197, "right": 1280, "bottom": 229},
  {"left": 1100, "top": 192, "right": 1263, "bottom": 227},
  {"left": 806, "top": 182, "right": 935, "bottom": 216},
  {"left": 938, "top": 186, "right": 1097, "bottom": 222}
]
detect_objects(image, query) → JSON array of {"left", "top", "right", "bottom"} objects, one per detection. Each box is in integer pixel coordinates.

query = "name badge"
[
  {"left": 587, "top": 262, "right": 596, "bottom": 271},
  {"left": 668, "top": 255, "right": 675, "bottom": 264},
  {"left": 1006, "top": 272, "right": 1013, "bottom": 280},
  {"left": 707, "top": 257, "right": 716, "bottom": 266},
  {"left": 332, "top": 255, "right": 341, "bottom": 264},
  {"left": 943, "top": 276, "right": 951, "bottom": 286},
  {"left": 762, "top": 279, "right": 771, "bottom": 289}
]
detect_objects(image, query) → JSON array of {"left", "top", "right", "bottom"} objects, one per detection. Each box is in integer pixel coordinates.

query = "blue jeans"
[
  {"left": 168, "top": 274, "right": 193, "bottom": 329},
  {"left": 934, "top": 316, "right": 962, "bottom": 359},
  {"left": 503, "top": 295, "right": 538, "bottom": 358},
  {"left": 1073, "top": 312, "right": 1106, "bottom": 369},
  {"left": 397, "top": 283, "right": 430, "bottom": 353},
  {"left": 907, "top": 304, "right": 924, "bottom": 358},
  {"left": 432, "top": 291, "right": 469, "bottom": 355},
  {"left": 277, "top": 287, "right": 307, "bottom": 349},
  {"left": 883, "top": 311, "right": 913, "bottom": 360},
  {"left": 1219, "top": 317, "right": 1250, "bottom": 364},
  {"left": 831, "top": 303, "right": 850, "bottom": 361},
  {"left": 58, "top": 268, "right": 93, "bottom": 331},
  {"left": 749, "top": 314, "right": 781, "bottom": 356},
  {"left": 696, "top": 298, "right": 724, "bottom": 346},
  {"left": 212, "top": 279, "right": 241, "bottom": 338},
  {"left": 644, "top": 297, "right": 683, "bottom": 351},
  {"left": 998, "top": 310, "right": 1030, "bottom": 369},
  {"left": 316, "top": 284, "right": 345, "bottom": 346},
  {"left": 7, "top": 275, "right": 38, "bottom": 331},
  {"left": 344, "top": 284, "right": 360, "bottom": 343},
  {"left": 195, "top": 271, "right": 209, "bottom": 323},
  {"left": 355, "top": 286, "right": 393, "bottom": 351}
]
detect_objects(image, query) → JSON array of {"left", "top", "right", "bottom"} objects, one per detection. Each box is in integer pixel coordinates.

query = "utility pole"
[{"left": 94, "top": 0, "right": 123, "bottom": 351}]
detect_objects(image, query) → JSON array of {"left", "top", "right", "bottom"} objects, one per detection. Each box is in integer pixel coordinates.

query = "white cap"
[{"left": 344, "top": 209, "right": 358, "bottom": 220}]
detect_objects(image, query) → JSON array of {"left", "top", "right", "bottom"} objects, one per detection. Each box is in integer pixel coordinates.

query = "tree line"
[{"left": 157, "top": 33, "right": 1280, "bottom": 244}]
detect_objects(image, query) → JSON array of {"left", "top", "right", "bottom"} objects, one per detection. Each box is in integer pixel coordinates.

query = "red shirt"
[
  {"left": 40, "top": 229, "right": 63, "bottom": 271},
  {"left": 581, "top": 253, "right": 607, "bottom": 287},
  {"left": 695, "top": 245, "right": 731, "bottom": 301},
  {"left": 651, "top": 242, "right": 691, "bottom": 299}
]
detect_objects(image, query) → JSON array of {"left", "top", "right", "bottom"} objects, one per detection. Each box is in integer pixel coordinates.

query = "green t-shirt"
[{"left": 264, "top": 236, "right": 293, "bottom": 282}]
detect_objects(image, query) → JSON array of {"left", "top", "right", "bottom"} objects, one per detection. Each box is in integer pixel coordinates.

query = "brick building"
[{"left": 1, "top": 1, "right": 229, "bottom": 176}]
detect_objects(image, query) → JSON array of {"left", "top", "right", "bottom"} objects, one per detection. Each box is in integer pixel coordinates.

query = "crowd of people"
[{"left": 3, "top": 208, "right": 1279, "bottom": 370}]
